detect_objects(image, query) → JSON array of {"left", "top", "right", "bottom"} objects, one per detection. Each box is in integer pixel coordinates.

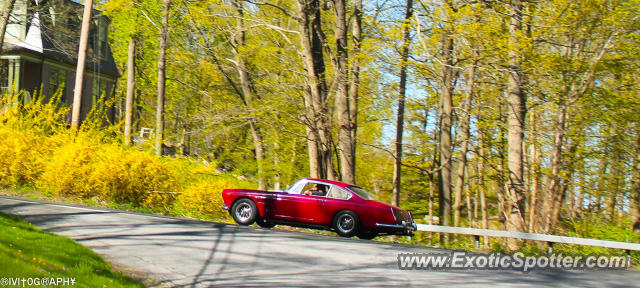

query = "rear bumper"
[{"left": 376, "top": 221, "right": 417, "bottom": 235}]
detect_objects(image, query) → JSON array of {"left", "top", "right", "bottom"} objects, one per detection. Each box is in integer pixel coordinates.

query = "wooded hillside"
[{"left": 4, "top": 0, "right": 640, "bottom": 249}]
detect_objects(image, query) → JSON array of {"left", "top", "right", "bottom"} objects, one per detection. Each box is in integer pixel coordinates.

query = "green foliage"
[
  {"left": 3, "top": 0, "right": 640, "bottom": 259},
  {"left": 0, "top": 89, "right": 252, "bottom": 219},
  {"left": 0, "top": 212, "right": 143, "bottom": 287},
  {"left": 560, "top": 216, "right": 640, "bottom": 256}
]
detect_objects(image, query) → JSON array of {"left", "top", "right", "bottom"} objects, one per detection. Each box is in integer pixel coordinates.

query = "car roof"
[{"left": 303, "top": 178, "right": 354, "bottom": 188}]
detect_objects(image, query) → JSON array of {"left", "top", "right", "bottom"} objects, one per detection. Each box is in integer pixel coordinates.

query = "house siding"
[{"left": 1, "top": 0, "right": 119, "bottom": 124}]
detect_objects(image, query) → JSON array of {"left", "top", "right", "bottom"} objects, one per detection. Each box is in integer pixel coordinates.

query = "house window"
[
  {"left": 0, "top": 59, "right": 21, "bottom": 96},
  {"left": 48, "top": 68, "right": 66, "bottom": 103},
  {"left": 92, "top": 78, "right": 109, "bottom": 108},
  {"left": 98, "top": 23, "right": 108, "bottom": 59},
  {"left": 0, "top": 60, "right": 8, "bottom": 95},
  {"left": 91, "top": 19, "right": 109, "bottom": 60}
]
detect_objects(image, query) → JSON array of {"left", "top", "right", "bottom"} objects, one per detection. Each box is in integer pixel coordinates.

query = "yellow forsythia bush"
[
  {"left": 38, "top": 136, "right": 99, "bottom": 198},
  {"left": 0, "top": 95, "right": 256, "bottom": 218},
  {"left": 90, "top": 145, "right": 178, "bottom": 205},
  {"left": 174, "top": 178, "right": 237, "bottom": 221},
  {"left": 38, "top": 133, "right": 178, "bottom": 205},
  {"left": 0, "top": 128, "right": 50, "bottom": 187}
]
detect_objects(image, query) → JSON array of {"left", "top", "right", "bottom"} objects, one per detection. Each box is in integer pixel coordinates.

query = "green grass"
[{"left": 0, "top": 212, "right": 144, "bottom": 288}]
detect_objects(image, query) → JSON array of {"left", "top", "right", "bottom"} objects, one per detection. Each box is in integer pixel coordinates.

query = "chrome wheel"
[
  {"left": 235, "top": 203, "right": 252, "bottom": 222},
  {"left": 333, "top": 210, "right": 359, "bottom": 237},
  {"left": 231, "top": 199, "right": 257, "bottom": 225},
  {"left": 337, "top": 215, "right": 355, "bottom": 233}
]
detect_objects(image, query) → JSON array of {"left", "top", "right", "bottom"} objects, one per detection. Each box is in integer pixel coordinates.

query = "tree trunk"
[
  {"left": 392, "top": 0, "right": 413, "bottom": 207},
  {"left": 154, "top": 0, "right": 171, "bottom": 155},
  {"left": 297, "top": 0, "right": 334, "bottom": 180},
  {"left": 273, "top": 138, "right": 281, "bottom": 190},
  {"left": 438, "top": 29, "right": 454, "bottom": 229},
  {"left": 71, "top": 0, "right": 94, "bottom": 128},
  {"left": 478, "top": 131, "right": 489, "bottom": 245},
  {"left": 540, "top": 105, "right": 567, "bottom": 234},
  {"left": 540, "top": 32, "right": 611, "bottom": 230},
  {"left": 305, "top": 112, "right": 321, "bottom": 178},
  {"left": 552, "top": 134, "right": 580, "bottom": 229},
  {"left": 249, "top": 121, "right": 266, "bottom": 190},
  {"left": 496, "top": 103, "right": 508, "bottom": 227},
  {"left": 568, "top": 178, "right": 576, "bottom": 218},
  {"left": 576, "top": 171, "right": 584, "bottom": 216},
  {"left": 466, "top": 188, "right": 473, "bottom": 226},
  {"left": 633, "top": 128, "right": 640, "bottom": 234},
  {"left": 347, "top": 0, "right": 362, "bottom": 182},
  {"left": 333, "top": 0, "right": 355, "bottom": 184},
  {"left": 506, "top": 0, "right": 527, "bottom": 250},
  {"left": 528, "top": 107, "right": 540, "bottom": 232},
  {"left": 551, "top": 179, "right": 569, "bottom": 229},
  {"left": 608, "top": 133, "right": 622, "bottom": 220},
  {"left": 595, "top": 150, "right": 609, "bottom": 213},
  {"left": 552, "top": 133, "right": 579, "bottom": 228},
  {"left": 124, "top": 36, "right": 136, "bottom": 145},
  {"left": 453, "top": 51, "right": 476, "bottom": 227},
  {"left": 0, "top": 0, "right": 18, "bottom": 55},
  {"left": 428, "top": 176, "right": 434, "bottom": 245}
]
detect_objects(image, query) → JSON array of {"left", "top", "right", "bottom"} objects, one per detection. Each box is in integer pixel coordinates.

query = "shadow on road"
[{"left": 1, "top": 196, "right": 639, "bottom": 287}]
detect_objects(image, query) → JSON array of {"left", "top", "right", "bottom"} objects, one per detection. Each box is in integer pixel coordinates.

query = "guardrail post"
[
  {"left": 626, "top": 250, "right": 631, "bottom": 267},
  {"left": 547, "top": 242, "right": 554, "bottom": 254}
]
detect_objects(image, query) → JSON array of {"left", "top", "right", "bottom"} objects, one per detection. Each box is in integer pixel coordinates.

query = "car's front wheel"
[
  {"left": 231, "top": 198, "right": 257, "bottom": 225},
  {"left": 333, "top": 210, "right": 360, "bottom": 238}
]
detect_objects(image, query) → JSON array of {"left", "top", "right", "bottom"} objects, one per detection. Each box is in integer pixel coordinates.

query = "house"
[{"left": 0, "top": 0, "right": 118, "bottom": 120}]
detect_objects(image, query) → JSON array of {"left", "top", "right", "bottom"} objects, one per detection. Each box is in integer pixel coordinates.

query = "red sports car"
[{"left": 221, "top": 178, "right": 417, "bottom": 239}]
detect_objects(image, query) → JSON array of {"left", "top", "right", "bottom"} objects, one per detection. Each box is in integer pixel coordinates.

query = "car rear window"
[{"left": 347, "top": 186, "right": 379, "bottom": 201}]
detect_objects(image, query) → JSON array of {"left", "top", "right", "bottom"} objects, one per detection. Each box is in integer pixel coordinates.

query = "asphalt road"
[{"left": 1, "top": 195, "right": 639, "bottom": 287}]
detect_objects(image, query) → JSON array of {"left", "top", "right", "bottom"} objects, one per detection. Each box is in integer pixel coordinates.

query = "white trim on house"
[{"left": 10, "top": 12, "right": 44, "bottom": 53}]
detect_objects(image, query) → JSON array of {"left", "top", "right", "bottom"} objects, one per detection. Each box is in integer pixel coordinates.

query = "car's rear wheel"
[
  {"left": 231, "top": 198, "right": 257, "bottom": 225},
  {"left": 333, "top": 210, "right": 359, "bottom": 238},
  {"left": 357, "top": 229, "right": 378, "bottom": 240},
  {"left": 256, "top": 218, "right": 276, "bottom": 228}
]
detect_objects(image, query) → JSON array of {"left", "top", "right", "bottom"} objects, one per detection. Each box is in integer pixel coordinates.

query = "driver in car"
[{"left": 304, "top": 185, "right": 326, "bottom": 196}]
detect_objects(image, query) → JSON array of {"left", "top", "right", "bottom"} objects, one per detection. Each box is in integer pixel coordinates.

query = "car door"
[
  {"left": 316, "top": 185, "right": 354, "bottom": 226},
  {"left": 274, "top": 181, "right": 328, "bottom": 223},
  {"left": 271, "top": 192, "right": 301, "bottom": 221},
  {"left": 291, "top": 193, "right": 326, "bottom": 223},
  {"left": 269, "top": 179, "right": 307, "bottom": 220}
]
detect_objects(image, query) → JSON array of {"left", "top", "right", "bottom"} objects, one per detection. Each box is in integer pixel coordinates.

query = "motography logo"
[{"left": 397, "top": 251, "right": 630, "bottom": 272}]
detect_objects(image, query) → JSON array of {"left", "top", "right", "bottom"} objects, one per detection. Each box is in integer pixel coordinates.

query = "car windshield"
[
  {"left": 347, "top": 186, "right": 379, "bottom": 201},
  {"left": 284, "top": 180, "right": 301, "bottom": 193}
]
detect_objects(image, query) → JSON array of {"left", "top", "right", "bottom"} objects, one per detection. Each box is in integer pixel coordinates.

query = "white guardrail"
[{"left": 416, "top": 224, "right": 640, "bottom": 253}]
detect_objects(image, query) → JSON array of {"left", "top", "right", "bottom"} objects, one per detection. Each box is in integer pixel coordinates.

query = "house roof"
[{"left": 1, "top": 1, "right": 119, "bottom": 77}]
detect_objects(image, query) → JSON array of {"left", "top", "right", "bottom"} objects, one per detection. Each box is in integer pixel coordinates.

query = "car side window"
[
  {"left": 302, "top": 183, "right": 329, "bottom": 197},
  {"left": 326, "top": 186, "right": 351, "bottom": 200}
]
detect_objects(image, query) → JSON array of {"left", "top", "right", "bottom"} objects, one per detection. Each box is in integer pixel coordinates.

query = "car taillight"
[{"left": 392, "top": 208, "right": 410, "bottom": 224}]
